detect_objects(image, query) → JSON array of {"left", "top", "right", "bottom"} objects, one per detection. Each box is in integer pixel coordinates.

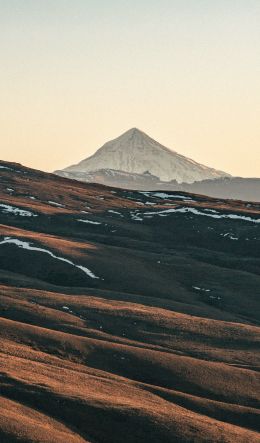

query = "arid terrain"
[{"left": 0, "top": 160, "right": 260, "bottom": 442}]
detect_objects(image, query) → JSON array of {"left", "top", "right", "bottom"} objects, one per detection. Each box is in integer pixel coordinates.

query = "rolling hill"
[{"left": 0, "top": 159, "right": 260, "bottom": 442}]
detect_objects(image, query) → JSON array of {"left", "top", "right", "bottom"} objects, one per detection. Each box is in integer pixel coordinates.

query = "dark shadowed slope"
[{"left": 0, "top": 160, "right": 260, "bottom": 442}]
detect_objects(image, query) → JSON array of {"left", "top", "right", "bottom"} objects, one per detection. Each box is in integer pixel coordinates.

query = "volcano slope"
[{"left": 0, "top": 160, "right": 260, "bottom": 443}]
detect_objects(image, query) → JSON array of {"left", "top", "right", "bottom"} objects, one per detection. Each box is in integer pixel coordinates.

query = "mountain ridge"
[{"left": 57, "top": 166, "right": 260, "bottom": 202}]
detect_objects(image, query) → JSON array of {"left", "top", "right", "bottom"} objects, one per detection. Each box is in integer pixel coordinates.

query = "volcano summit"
[{"left": 56, "top": 128, "right": 230, "bottom": 184}]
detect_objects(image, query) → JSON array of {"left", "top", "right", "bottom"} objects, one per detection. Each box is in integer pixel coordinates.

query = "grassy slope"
[{"left": 0, "top": 161, "right": 259, "bottom": 442}]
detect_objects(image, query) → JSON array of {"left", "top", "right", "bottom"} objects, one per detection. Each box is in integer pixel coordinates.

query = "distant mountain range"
[{"left": 55, "top": 128, "right": 259, "bottom": 202}]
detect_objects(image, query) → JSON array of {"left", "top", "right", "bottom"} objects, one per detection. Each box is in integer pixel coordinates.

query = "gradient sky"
[{"left": 0, "top": 0, "right": 259, "bottom": 176}]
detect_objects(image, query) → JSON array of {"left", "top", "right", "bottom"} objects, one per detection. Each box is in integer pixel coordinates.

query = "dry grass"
[{"left": 0, "top": 160, "right": 259, "bottom": 442}]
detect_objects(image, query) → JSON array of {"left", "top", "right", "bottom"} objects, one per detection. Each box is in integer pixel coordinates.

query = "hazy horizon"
[{"left": 1, "top": 0, "right": 259, "bottom": 177}]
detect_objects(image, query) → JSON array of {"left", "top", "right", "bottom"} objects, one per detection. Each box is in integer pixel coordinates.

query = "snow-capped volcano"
[{"left": 57, "top": 128, "right": 230, "bottom": 184}]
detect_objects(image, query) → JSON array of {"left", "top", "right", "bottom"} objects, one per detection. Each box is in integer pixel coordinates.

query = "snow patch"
[
  {"left": 0, "top": 204, "right": 37, "bottom": 217},
  {"left": 140, "top": 191, "right": 192, "bottom": 200},
  {"left": 193, "top": 286, "right": 211, "bottom": 292},
  {"left": 0, "top": 237, "right": 99, "bottom": 279},
  {"left": 78, "top": 219, "right": 101, "bottom": 225},
  {"left": 140, "top": 206, "right": 260, "bottom": 224},
  {"left": 130, "top": 211, "right": 143, "bottom": 222},
  {"left": 220, "top": 233, "right": 239, "bottom": 240},
  {"left": 48, "top": 201, "right": 65, "bottom": 208}
]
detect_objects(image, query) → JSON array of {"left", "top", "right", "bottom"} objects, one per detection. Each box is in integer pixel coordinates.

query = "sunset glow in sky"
[{"left": 1, "top": 1, "right": 259, "bottom": 176}]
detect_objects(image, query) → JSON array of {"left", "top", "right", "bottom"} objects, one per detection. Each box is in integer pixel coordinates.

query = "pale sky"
[{"left": 0, "top": 0, "right": 259, "bottom": 177}]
